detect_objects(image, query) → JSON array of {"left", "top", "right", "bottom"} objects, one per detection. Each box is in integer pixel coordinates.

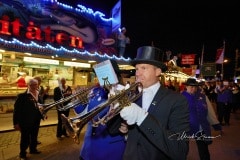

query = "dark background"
[{"left": 59, "top": 0, "right": 240, "bottom": 79}]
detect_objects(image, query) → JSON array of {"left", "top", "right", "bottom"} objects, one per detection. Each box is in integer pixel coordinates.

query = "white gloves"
[
  {"left": 108, "top": 84, "right": 148, "bottom": 125},
  {"left": 108, "top": 84, "right": 125, "bottom": 97},
  {"left": 108, "top": 84, "right": 124, "bottom": 109},
  {"left": 120, "top": 103, "right": 148, "bottom": 126}
]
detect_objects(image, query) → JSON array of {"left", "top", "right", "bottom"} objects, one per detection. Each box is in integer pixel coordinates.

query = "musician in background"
[
  {"left": 53, "top": 77, "right": 72, "bottom": 139},
  {"left": 79, "top": 60, "right": 126, "bottom": 160},
  {"left": 182, "top": 78, "right": 222, "bottom": 160},
  {"left": 215, "top": 80, "right": 233, "bottom": 126},
  {"left": 34, "top": 76, "right": 50, "bottom": 105},
  {"left": 33, "top": 76, "right": 50, "bottom": 145},
  {"left": 13, "top": 78, "right": 43, "bottom": 160}
]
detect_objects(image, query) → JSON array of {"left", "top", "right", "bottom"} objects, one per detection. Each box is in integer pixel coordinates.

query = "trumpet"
[
  {"left": 57, "top": 87, "right": 93, "bottom": 112},
  {"left": 61, "top": 82, "right": 143, "bottom": 144},
  {"left": 39, "top": 86, "right": 94, "bottom": 119}
]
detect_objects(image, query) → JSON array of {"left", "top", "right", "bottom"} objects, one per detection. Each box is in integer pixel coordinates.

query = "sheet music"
[{"left": 93, "top": 60, "right": 119, "bottom": 86}]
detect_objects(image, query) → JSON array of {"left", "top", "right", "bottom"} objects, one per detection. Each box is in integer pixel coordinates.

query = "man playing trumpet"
[{"left": 115, "top": 46, "right": 190, "bottom": 160}]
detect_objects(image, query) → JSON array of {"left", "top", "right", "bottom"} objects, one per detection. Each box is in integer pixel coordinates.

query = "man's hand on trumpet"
[
  {"left": 106, "top": 83, "right": 125, "bottom": 118},
  {"left": 120, "top": 103, "right": 148, "bottom": 126},
  {"left": 108, "top": 83, "right": 125, "bottom": 97},
  {"left": 37, "top": 103, "right": 48, "bottom": 119}
]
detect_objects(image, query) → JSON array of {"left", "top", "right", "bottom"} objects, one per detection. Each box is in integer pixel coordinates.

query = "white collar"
[
  {"left": 143, "top": 82, "right": 160, "bottom": 94},
  {"left": 27, "top": 88, "right": 39, "bottom": 101}
]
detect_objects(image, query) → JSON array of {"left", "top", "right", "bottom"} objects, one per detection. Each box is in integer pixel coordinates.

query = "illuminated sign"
[
  {"left": 0, "top": 0, "right": 130, "bottom": 61},
  {"left": 23, "top": 57, "right": 59, "bottom": 65},
  {"left": 0, "top": 15, "right": 83, "bottom": 49},
  {"left": 181, "top": 54, "right": 196, "bottom": 65},
  {"left": 63, "top": 61, "right": 91, "bottom": 68}
]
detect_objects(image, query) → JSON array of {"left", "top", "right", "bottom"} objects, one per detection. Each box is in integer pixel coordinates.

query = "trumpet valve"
[{"left": 91, "top": 119, "right": 100, "bottom": 127}]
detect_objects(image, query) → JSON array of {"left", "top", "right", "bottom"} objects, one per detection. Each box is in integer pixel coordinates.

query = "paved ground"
[
  {"left": 0, "top": 109, "right": 84, "bottom": 160},
  {"left": 0, "top": 124, "right": 86, "bottom": 160},
  {"left": 0, "top": 109, "right": 240, "bottom": 160},
  {"left": 187, "top": 111, "right": 240, "bottom": 160}
]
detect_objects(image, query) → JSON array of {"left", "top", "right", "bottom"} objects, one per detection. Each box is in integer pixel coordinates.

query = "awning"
[{"left": 164, "top": 71, "right": 190, "bottom": 80}]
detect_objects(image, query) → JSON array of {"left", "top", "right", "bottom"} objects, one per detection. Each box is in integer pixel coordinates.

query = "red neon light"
[
  {"left": 0, "top": 15, "right": 84, "bottom": 49},
  {"left": 11, "top": 18, "right": 22, "bottom": 36},
  {"left": 0, "top": 15, "right": 11, "bottom": 35}
]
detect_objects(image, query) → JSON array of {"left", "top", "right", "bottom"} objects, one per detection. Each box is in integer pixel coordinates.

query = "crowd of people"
[{"left": 12, "top": 45, "right": 240, "bottom": 160}]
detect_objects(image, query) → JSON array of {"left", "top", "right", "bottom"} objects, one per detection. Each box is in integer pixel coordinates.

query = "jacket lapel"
[{"left": 147, "top": 86, "right": 168, "bottom": 113}]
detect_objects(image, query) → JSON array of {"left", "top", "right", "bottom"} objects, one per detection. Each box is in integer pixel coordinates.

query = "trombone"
[{"left": 61, "top": 82, "right": 143, "bottom": 144}]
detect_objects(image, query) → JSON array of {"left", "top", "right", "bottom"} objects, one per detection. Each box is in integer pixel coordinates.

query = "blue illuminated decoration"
[
  {"left": 46, "top": 0, "right": 112, "bottom": 22},
  {"left": 0, "top": 37, "right": 131, "bottom": 62}
]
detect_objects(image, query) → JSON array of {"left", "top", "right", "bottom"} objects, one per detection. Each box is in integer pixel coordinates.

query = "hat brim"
[
  {"left": 183, "top": 82, "right": 202, "bottom": 86},
  {"left": 131, "top": 60, "right": 167, "bottom": 72}
]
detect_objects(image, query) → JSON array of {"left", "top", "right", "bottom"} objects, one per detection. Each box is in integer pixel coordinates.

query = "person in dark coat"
[
  {"left": 53, "top": 77, "right": 72, "bottom": 138},
  {"left": 232, "top": 83, "right": 240, "bottom": 113},
  {"left": 182, "top": 78, "right": 222, "bottom": 160},
  {"left": 13, "top": 78, "right": 43, "bottom": 160},
  {"left": 117, "top": 46, "right": 190, "bottom": 160},
  {"left": 215, "top": 81, "right": 233, "bottom": 126},
  {"left": 33, "top": 76, "right": 49, "bottom": 145}
]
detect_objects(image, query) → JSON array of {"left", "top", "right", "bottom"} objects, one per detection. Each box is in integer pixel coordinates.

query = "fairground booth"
[
  {"left": 0, "top": 0, "right": 135, "bottom": 113},
  {"left": 0, "top": 0, "right": 196, "bottom": 114}
]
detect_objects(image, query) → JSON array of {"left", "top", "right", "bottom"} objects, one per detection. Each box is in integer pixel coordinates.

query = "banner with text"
[
  {"left": 181, "top": 54, "right": 196, "bottom": 65},
  {"left": 202, "top": 63, "right": 216, "bottom": 76}
]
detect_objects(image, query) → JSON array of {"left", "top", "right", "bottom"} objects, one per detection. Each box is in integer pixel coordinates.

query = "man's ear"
[{"left": 156, "top": 68, "right": 162, "bottom": 77}]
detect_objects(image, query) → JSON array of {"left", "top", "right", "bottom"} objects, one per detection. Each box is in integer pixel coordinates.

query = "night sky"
[
  {"left": 121, "top": 1, "right": 240, "bottom": 79},
  {"left": 60, "top": 0, "right": 240, "bottom": 79}
]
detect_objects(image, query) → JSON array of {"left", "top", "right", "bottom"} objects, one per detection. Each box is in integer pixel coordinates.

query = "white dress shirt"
[{"left": 142, "top": 82, "right": 160, "bottom": 111}]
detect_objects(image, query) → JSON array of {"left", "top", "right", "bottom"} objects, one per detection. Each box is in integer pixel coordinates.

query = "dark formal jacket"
[
  {"left": 53, "top": 85, "right": 72, "bottom": 107},
  {"left": 13, "top": 91, "right": 43, "bottom": 127},
  {"left": 123, "top": 86, "right": 190, "bottom": 160}
]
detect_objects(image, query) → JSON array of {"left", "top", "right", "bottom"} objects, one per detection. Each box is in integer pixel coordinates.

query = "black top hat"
[
  {"left": 131, "top": 46, "right": 167, "bottom": 72},
  {"left": 183, "top": 78, "right": 201, "bottom": 86}
]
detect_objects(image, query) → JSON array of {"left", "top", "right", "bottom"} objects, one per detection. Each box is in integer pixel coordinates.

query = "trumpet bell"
[
  {"left": 62, "top": 82, "right": 143, "bottom": 144},
  {"left": 61, "top": 114, "right": 75, "bottom": 135},
  {"left": 61, "top": 114, "right": 81, "bottom": 144},
  {"left": 39, "top": 85, "right": 97, "bottom": 119}
]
